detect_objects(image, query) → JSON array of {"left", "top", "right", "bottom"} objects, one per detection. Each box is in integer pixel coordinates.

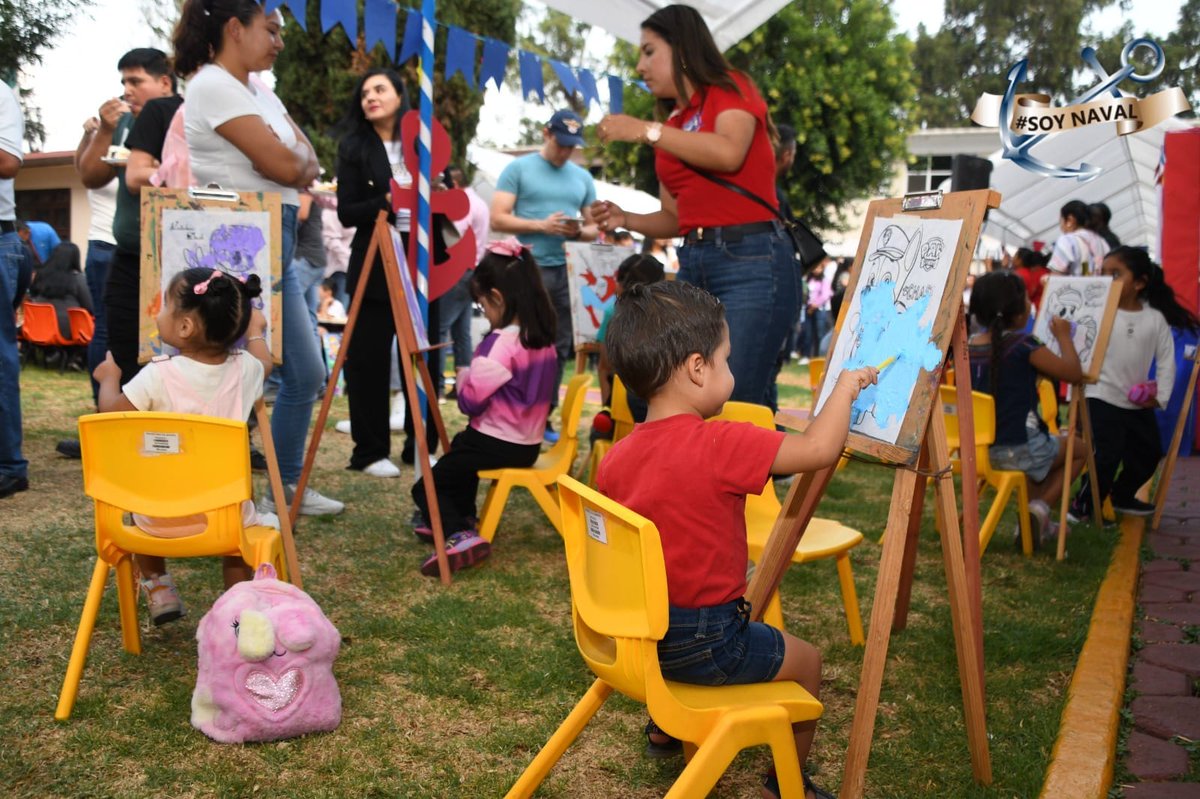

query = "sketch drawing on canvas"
[
  {"left": 564, "top": 242, "right": 635, "bottom": 347},
  {"left": 816, "top": 215, "right": 964, "bottom": 444},
  {"left": 154, "top": 209, "right": 273, "bottom": 356},
  {"left": 1031, "top": 274, "right": 1118, "bottom": 378}
]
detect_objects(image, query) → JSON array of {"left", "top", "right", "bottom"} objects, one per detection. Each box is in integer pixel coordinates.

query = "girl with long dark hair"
[{"left": 30, "top": 242, "right": 93, "bottom": 339}]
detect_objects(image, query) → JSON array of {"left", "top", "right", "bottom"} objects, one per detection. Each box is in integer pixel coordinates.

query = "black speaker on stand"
[{"left": 951, "top": 155, "right": 993, "bottom": 191}]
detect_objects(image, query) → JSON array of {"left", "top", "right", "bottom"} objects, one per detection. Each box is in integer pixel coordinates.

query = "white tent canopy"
[
  {"left": 540, "top": 0, "right": 791, "bottom": 51},
  {"left": 982, "top": 117, "right": 1194, "bottom": 254}
]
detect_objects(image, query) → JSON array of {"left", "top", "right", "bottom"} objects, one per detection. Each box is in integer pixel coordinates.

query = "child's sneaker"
[
  {"left": 1113, "top": 497, "right": 1155, "bottom": 516},
  {"left": 140, "top": 573, "right": 186, "bottom": 626},
  {"left": 420, "top": 531, "right": 490, "bottom": 576},
  {"left": 1028, "top": 499, "right": 1050, "bottom": 549},
  {"left": 413, "top": 516, "right": 478, "bottom": 545}
]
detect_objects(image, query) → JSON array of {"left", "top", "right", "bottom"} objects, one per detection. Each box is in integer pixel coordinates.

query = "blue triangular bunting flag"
[
  {"left": 364, "top": 0, "right": 396, "bottom": 60},
  {"left": 578, "top": 69, "right": 600, "bottom": 109},
  {"left": 445, "top": 26, "right": 476, "bottom": 89},
  {"left": 320, "top": 0, "right": 356, "bottom": 40},
  {"left": 480, "top": 38, "right": 509, "bottom": 91},
  {"left": 264, "top": 0, "right": 284, "bottom": 14},
  {"left": 284, "top": 0, "right": 307, "bottom": 30},
  {"left": 608, "top": 75, "right": 624, "bottom": 114},
  {"left": 519, "top": 50, "right": 545, "bottom": 103},
  {"left": 548, "top": 59, "right": 580, "bottom": 98},
  {"left": 399, "top": 9, "right": 422, "bottom": 63}
]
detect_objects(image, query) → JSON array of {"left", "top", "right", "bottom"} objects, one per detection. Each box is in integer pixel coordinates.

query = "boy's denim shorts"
[
  {"left": 658, "top": 598, "right": 785, "bottom": 686},
  {"left": 989, "top": 427, "right": 1060, "bottom": 483}
]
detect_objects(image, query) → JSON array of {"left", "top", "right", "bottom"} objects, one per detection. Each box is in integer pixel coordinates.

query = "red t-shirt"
[
  {"left": 655, "top": 72, "right": 778, "bottom": 234},
  {"left": 596, "top": 414, "right": 785, "bottom": 608}
]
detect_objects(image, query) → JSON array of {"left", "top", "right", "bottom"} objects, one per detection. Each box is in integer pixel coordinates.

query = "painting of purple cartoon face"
[
  {"left": 183, "top": 225, "right": 267, "bottom": 276},
  {"left": 191, "top": 565, "right": 341, "bottom": 743}
]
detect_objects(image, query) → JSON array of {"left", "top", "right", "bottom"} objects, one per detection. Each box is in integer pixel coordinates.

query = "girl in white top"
[
  {"left": 1048, "top": 199, "right": 1110, "bottom": 276},
  {"left": 172, "top": 0, "right": 344, "bottom": 517},
  {"left": 1069, "top": 247, "right": 1199, "bottom": 520},
  {"left": 94, "top": 267, "right": 273, "bottom": 625}
]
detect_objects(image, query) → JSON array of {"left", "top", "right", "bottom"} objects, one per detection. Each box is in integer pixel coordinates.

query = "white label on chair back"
[
  {"left": 143, "top": 432, "right": 181, "bottom": 454},
  {"left": 943, "top": 403, "right": 957, "bottom": 416},
  {"left": 584, "top": 508, "right": 608, "bottom": 544}
]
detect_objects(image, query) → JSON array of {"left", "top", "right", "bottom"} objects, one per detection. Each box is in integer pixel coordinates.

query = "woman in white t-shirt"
[
  {"left": 172, "top": 0, "right": 343, "bottom": 517},
  {"left": 1047, "top": 199, "right": 1110, "bottom": 276}
]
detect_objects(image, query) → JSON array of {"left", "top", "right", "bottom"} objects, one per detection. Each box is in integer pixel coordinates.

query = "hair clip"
[
  {"left": 193, "top": 270, "right": 224, "bottom": 295},
  {"left": 486, "top": 238, "right": 529, "bottom": 259}
]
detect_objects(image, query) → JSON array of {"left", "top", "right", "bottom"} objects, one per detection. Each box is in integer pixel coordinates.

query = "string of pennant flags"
[{"left": 260, "top": 0, "right": 639, "bottom": 113}]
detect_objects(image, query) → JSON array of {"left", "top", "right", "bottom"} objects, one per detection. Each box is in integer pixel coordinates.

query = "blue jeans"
[
  {"left": 267, "top": 255, "right": 325, "bottom": 396},
  {"left": 677, "top": 225, "right": 799, "bottom": 406},
  {"left": 85, "top": 240, "right": 115, "bottom": 404},
  {"left": 0, "top": 232, "right": 30, "bottom": 479},
  {"left": 658, "top": 599, "right": 785, "bottom": 686},
  {"left": 269, "top": 205, "right": 326, "bottom": 483},
  {"left": 435, "top": 269, "right": 474, "bottom": 382}
]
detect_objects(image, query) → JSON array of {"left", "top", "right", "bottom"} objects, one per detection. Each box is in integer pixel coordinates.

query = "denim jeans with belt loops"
[{"left": 676, "top": 223, "right": 798, "bottom": 407}]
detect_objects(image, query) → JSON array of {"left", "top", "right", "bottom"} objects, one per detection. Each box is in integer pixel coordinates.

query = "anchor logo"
[{"left": 973, "top": 39, "right": 1188, "bottom": 182}]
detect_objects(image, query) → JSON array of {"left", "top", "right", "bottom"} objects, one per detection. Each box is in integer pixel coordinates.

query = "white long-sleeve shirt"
[{"left": 1086, "top": 305, "right": 1176, "bottom": 409}]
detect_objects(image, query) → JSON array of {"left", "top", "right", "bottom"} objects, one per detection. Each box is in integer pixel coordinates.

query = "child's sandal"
[{"left": 643, "top": 719, "right": 682, "bottom": 758}]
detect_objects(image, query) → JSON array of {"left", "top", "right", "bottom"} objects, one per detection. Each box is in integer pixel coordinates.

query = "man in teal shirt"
[{"left": 490, "top": 110, "right": 598, "bottom": 441}]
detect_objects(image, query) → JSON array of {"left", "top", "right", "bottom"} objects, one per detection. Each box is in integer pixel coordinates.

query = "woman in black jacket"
[{"left": 336, "top": 68, "right": 442, "bottom": 476}]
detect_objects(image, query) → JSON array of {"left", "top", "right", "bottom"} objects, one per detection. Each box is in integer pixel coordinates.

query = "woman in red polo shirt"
[{"left": 593, "top": 3, "right": 798, "bottom": 409}]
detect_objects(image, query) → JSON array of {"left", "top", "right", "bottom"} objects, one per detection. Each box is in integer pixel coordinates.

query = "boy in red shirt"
[{"left": 597, "top": 281, "right": 876, "bottom": 799}]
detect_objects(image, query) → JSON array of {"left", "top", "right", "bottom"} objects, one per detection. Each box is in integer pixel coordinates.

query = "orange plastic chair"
[
  {"left": 19, "top": 301, "right": 69, "bottom": 367},
  {"left": 712, "top": 401, "right": 865, "bottom": 644},
  {"left": 505, "top": 476, "right": 823, "bottom": 799},
  {"left": 939, "top": 386, "right": 1034, "bottom": 556},
  {"left": 56, "top": 412, "right": 290, "bottom": 720},
  {"left": 477, "top": 374, "right": 593, "bottom": 542},
  {"left": 67, "top": 307, "right": 95, "bottom": 345},
  {"left": 584, "top": 375, "right": 635, "bottom": 487}
]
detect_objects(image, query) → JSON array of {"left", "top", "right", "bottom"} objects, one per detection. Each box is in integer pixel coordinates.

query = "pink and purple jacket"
[{"left": 457, "top": 325, "right": 557, "bottom": 445}]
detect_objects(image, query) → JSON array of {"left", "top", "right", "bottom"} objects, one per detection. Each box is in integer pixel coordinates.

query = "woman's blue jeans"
[
  {"left": 676, "top": 224, "right": 799, "bottom": 406},
  {"left": 270, "top": 204, "right": 326, "bottom": 483}
]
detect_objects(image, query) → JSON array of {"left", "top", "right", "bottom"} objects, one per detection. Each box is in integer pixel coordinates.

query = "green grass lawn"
[{"left": 0, "top": 361, "right": 1119, "bottom": 798}]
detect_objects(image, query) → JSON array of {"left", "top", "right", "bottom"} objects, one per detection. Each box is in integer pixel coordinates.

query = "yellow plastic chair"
[
  {"left": 56, "top": 412, "right": 290, "bottom": 720},
  {"left": 807, "top": 356, "right": 825, "bottom": 393},
  {"left": 505, "top": 476, "right": 823, "bottom": 799},
  {"left": 1037, "top": 379, "right": 1059, "bottom": 435},
  {"left": 477, "top": 373, "right": 593, "bottom": 542},
  {"left": 712, "top": 401, "right": 865, "bottom": 645},
  {"left": 939, "top": 386, "right": 1034, "bottom": 556},
  {"left": 584, "top": 375, "right": 635, "bottom": 488}
]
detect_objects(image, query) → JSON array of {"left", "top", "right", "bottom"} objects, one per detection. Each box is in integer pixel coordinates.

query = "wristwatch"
[{"left": 644, "top": 122, "right": 663, "bottom": 146}]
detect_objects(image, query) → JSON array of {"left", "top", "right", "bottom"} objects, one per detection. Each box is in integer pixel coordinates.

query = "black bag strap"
[{"left": 682, "top": 163, "right": 790, "bottom": 226}]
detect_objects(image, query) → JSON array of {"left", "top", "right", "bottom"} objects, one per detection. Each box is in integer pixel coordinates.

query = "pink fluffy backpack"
[{"left": 191, "top": 564, "right": 342, "bottom": 743}]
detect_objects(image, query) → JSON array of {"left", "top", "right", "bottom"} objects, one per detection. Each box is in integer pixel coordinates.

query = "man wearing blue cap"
[{"left": 491, "top": 109, "right": 598, "bottom": 442}]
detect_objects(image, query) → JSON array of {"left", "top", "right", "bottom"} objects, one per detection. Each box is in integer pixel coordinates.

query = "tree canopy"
[
  {"left": 1083, "top": 0, "right": 1199, "bottom": 113},
  {"left": 273, "top": 0, "right": 521, "bottom": 175},
  {"left": 601, "top": 0, "right": 916, "bottom": 232},
  {"left": 1, "top": 0, "right": 94, "bottom": 147}
]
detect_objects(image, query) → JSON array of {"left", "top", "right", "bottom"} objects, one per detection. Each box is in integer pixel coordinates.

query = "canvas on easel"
[
  {"left": 748, "top": 190, "right": 999, "bottom": 798},
  {"left": 139, "top": 187, "right": 283, "bottom": 364},
  {"left": 563, "top": 241, "right": 635, "bottom": 348},
  {"left": 1031, "top": 274, "right": 1121, "bottom": 558}
]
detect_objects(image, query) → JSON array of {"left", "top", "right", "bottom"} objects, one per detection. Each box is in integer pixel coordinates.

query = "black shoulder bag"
[{"left": 686, "top": 165, "right": 827, "bottom": 270}]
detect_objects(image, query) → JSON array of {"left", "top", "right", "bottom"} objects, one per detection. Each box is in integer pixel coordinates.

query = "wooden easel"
[
  {"left": 293, "top": 212, "right": 454, "bottom": 584},
  {"left": 252, "top": 398, "right": 303, "bottom": 588},
  {"left": 1037, "top": 276, "right": 1122, "bottom": 560},
  {"left": 745, "top": 189, "right": 999, "bottom": 798},
  {"left": 1152, "top": 344, "right": 1200, "bottom": 528}
]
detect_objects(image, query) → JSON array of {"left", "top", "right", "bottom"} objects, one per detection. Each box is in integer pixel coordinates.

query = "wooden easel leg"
[
  {"left": 415, "top": 354, "right": 452, "bottom": 453},
  {"left": 255, "top": 399, "right": 302, "bottom": 589},
  {"left": 839, "top": 468, "right": 919, "bottom": 799},
  {"left": 292, "top": 219, "right": 382, "bottom": 524},
  {"left": 892, "top": 455, "right": 926, "bottom": 632},
  {"left": 1056, "top": 392, "right": 1080, "bottom": 561},
  {"left": 1077, "top": 392, "right": 1103, "bottom": 526},
  {"left": 745, "top": 464, "right": 837, "bottom": 618},
  {"left": 402, "top": 352, "right": 452, "bottom": 584},
  {"left": 1152, "top": 352, "right": 1200, "bottom": 528},
  {"left": 925, "top": 406, "right": 992, "bottom": 785}
]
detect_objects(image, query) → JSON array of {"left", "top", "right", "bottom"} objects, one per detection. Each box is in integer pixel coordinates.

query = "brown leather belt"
[{"left": 683, "top": 220, "right": 776, "bottom": 244}]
